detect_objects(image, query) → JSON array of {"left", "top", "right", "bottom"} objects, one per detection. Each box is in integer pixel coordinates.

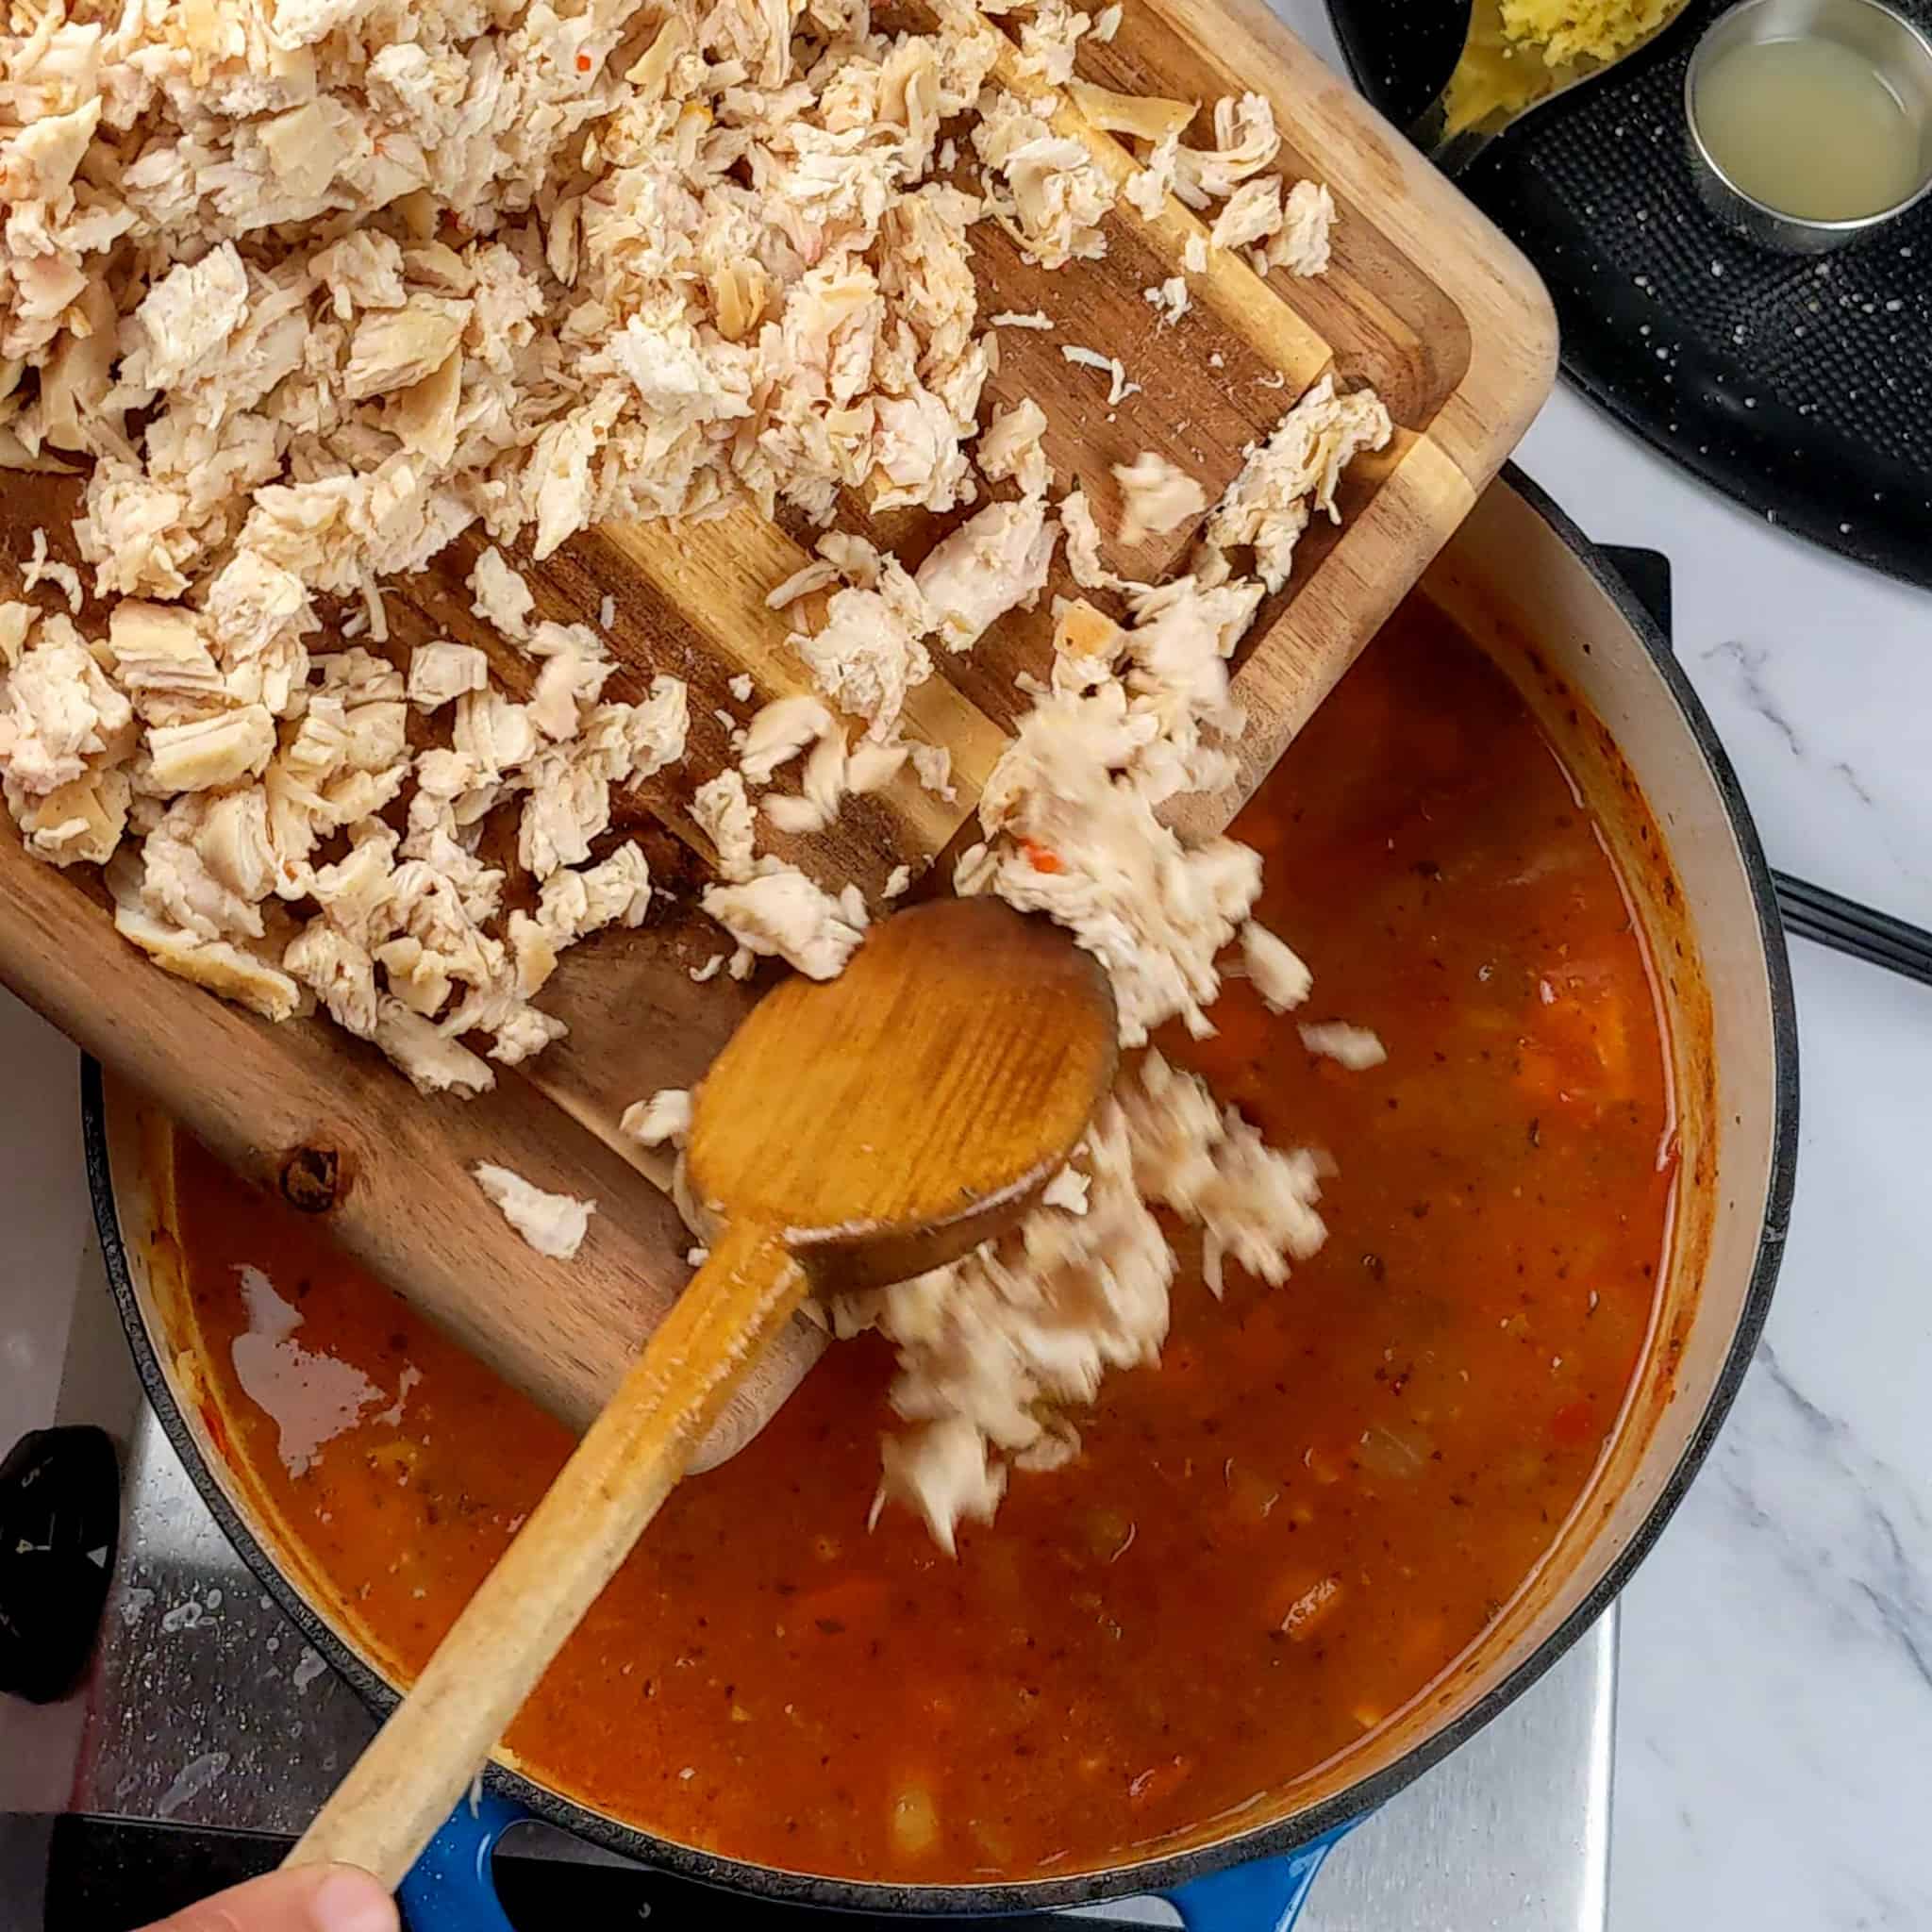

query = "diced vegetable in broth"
[
  {"left": 1277, "top": 1574, "right": 1344, "bottom": 1642},
  {"left": 891, "top": 1783, "right": 940, "bottom": 1858}
]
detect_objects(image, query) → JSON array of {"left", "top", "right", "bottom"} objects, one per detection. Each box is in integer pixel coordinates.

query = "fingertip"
[
  {"left": 147, "top": 1863, "right": 399, "bottom": 1932},
  {"left": 306, "top": 1865, "right": 399, "bottom": 1932}
]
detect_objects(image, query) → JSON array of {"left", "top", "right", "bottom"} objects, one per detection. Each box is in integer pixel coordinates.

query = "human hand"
[{"left": 139, "top": 1863, "right": 397, "bottom": 1932}]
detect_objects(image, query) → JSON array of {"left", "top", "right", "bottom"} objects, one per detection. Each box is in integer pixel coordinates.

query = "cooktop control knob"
[{"left": 0, "top": 1425, "right": 120, "bottom": 1704}]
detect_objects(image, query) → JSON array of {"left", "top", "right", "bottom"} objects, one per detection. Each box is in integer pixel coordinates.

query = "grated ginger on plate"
[
  {"left": 1499, "top": 0, "right": 1677, "bottom": 64},
  {"left": 0, "top": 0, "right": 1385, "bottom": 1545}
]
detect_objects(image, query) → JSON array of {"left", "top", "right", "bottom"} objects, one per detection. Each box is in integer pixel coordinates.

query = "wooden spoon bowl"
[{"left": 688, "top": 896, "right": 1119, "bottom": 1291}]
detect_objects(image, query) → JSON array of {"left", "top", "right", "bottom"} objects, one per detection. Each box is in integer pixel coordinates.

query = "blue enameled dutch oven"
[{"left": 89, "top": 469, "right": 1797, "bottom": 1929}]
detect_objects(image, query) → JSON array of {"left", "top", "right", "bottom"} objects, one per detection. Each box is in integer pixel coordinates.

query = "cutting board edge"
[
  {"left": 1163, "top": 0, "right": 1560, "bottom": 481},
  {"left": 0, "top": 833, "right": 717, "bottom": 1437}
]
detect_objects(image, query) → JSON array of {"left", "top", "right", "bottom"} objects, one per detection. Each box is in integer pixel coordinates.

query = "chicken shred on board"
[
  {"left": 0, "top": 0, "right": 1379, "bottom": 1543},
  {"left": 1111, "top": 452, "right": 1208, "bottom": 546},
  {"left": 473, "top": 1161, "right": 597, "bottom": 1261}
]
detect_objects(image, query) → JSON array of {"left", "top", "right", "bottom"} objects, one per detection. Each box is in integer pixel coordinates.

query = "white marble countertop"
[
  {"left": 5, "top": 20, "right": 1929, "bottom": 1924},
  {"left": 1511, "top": 412, "right": 1932, "bottom": 1932},
  {"left": 1513, "top": 391, "right": 1932, "bottom": 1932}
]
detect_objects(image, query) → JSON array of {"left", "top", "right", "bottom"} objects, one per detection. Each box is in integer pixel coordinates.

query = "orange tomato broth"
[{"left": 168, "top": 594, "right": 1675, "bottom": 1883}]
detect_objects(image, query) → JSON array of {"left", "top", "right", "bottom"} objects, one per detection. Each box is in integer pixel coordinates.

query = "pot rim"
[{"left": 83, "top": 462, "right": 1800, "bottom": 1916}]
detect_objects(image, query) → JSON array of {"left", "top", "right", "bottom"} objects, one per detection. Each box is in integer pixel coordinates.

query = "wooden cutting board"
[{"left": 0, "top": 0, "right": 1555, "bottom": 1452}]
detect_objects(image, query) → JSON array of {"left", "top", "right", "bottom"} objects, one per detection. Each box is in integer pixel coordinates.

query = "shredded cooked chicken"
[
  {"left": 1060, "top": 342, "right": 1140, "bottom": 405},
  {"left": 1142, "top": 275, "right": 1189, "bottom": 326},
  {"left": 702, "top": 861, "right": 869, "bottom": 980},
  {"left": 1198, "top": 374, "right": 1393, "bottom": 592},
  {"left": 914, "top": 496, "right": 1058, "bottom": 650},
  {"left": 1111, "top": 452, "right": 1208, "bottom": 546},
  {"left": 976, "top": 398, "right": 1053, "bottom": 496},
  {"left": 1241, "top": 918, "right": 1311, "bottom": 1013},
  {"left": 692, "top": 769, "right": 758, "bottom": 883},
  {"left": 842, "top": 1048, "right": 1326, "bottom": 1548},
  {"left": 958, "top": 572, "right": 1267, "bottom": 1045},
  {"left": 0, "top": 0, "right": 1379, "bottom": 1544},
  {"left": 1207, "top": 174, "right": 1331, "bottom": 276},
  {"left": 621, "top": 1086, "right": 693, "bottom": 1149},
  {"left": 974, "top": 89, "right": 1117, "bottom": 269},
  {"left": 473, "top": 1162, "right": 597, "bottom": 1260},
  {"left": 1274, "top": 178, "right": 1337, "bottom": 277},
  {"left": 1299, "top": 1020, "right": 1387, "bottom": 1070}
]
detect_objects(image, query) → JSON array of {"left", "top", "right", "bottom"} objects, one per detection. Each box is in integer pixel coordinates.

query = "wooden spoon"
[{"left": 283, "top": 895, "right": 1117, "bottom": 1888}]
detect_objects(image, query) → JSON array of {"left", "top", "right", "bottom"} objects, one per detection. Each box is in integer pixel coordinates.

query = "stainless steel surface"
[
  {"left": 75, "top": 1389, "right": 375, "bottom": 1829},
  {"left": 1300, "top": 1620, "right": 1614, "bottom": 1932},
  {"left": 1684, "top": 0, "right": 1932, "bottom": 251},
  {"left": 0, "top": 1022, "right": 96, "bottom": 1839},
  {"left": 45, "top": 1248, "right": 1616, "bottom": 1928}
]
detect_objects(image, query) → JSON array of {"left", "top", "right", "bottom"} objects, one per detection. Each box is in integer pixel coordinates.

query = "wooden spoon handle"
[{"left": 283, "top": 1217, "right": 808, "bottom": 1889}]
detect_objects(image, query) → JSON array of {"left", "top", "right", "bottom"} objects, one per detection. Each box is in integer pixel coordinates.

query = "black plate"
[{"left": 1325, "top": 0, "right": 1932, "bottom": 590}]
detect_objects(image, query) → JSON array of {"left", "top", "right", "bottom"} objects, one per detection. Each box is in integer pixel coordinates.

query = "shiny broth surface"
[{"left": 169, "top": 596, "right": 1674, "bottom": 1881}]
